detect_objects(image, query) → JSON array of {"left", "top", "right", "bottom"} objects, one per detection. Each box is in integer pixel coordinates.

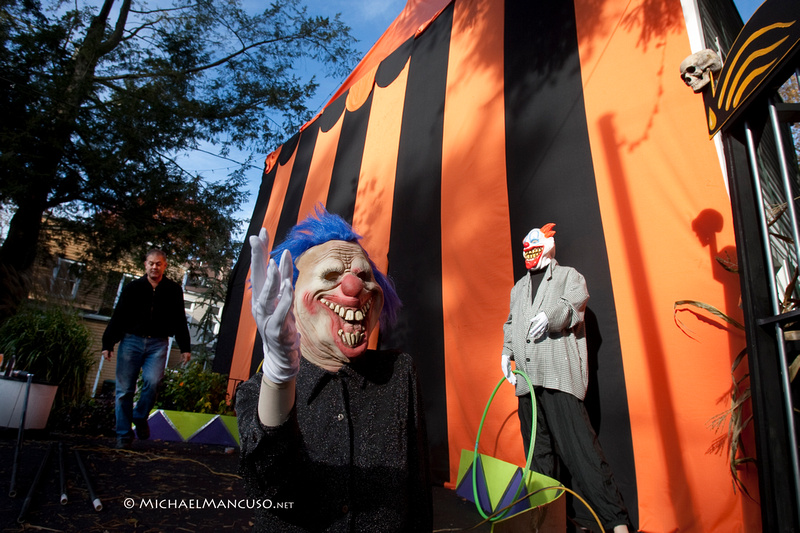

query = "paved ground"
[{"left": 0, "top": 431, "right": 491, "bottom": 532}]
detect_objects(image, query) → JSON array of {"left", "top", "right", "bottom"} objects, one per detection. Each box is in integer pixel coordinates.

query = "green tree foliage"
[
  {"left": 153, "top": 362, "right": 232, "bottom": 414},
  {"left": 0, "top": 0, "right": 358, "bottom": 320}
]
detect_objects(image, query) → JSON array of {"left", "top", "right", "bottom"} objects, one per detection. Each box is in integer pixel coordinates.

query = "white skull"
[{"left": 679, "top": 49, "right": 722, "bottom": 92}]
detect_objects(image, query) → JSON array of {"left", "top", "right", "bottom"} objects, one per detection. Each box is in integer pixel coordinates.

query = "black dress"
[{"left": 236, "top": 351, "right": 432, "bottom": 532}]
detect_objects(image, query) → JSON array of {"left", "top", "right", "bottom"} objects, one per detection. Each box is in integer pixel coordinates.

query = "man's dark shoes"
[
  {"left": 133, "top": 418, "right": 150, "bottom": 440},
  {"left": 115, "top": 436, "right": 133, "bottom": 449}
]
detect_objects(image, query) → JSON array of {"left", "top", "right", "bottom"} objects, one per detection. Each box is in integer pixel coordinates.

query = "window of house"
[
  {"left": 116, "top": 273, "right": 136, "bottom": 305},
  {"left": 98, "top": 272, "right": 137, "bottom": 316},
  {"left": 51, "top": 258, "right": 84, "bottom": 299}
]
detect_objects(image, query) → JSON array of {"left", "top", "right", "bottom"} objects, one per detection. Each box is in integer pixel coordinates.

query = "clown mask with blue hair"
[{"left": 270, "top": 206, "right": 401, "bottom": 370}]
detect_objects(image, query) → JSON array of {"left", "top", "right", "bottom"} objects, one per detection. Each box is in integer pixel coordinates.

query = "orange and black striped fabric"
[{"left": 215, "top": 0, "right": 759, "bottom": 530}]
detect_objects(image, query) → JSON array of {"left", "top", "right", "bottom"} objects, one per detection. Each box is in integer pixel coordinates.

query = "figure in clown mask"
[
  {"left": 501, "top": 223, "right": 630, "bottom": 533},
  {"left": 235, "top": 207, "right": 432, "bottom": 533}
]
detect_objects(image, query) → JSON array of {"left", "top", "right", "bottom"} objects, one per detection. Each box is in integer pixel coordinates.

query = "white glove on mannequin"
[
  {"left": 501, "top": 354, "right": 516, "bottom": 386},
  {"left": 528, "top": 312, "right": 548, "bottom": 339},
  {"left": 249, "top": 228, "right": 301, "bottom": 384}
]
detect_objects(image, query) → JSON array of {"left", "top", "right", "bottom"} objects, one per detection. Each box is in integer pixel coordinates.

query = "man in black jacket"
[{"left": 102, "top": 249, "right": 191, "bottom": 449}]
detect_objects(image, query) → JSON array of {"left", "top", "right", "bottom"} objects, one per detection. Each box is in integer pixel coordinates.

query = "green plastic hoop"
[{"left": 471, "top": 370, "right": 536, "bottom": 521}]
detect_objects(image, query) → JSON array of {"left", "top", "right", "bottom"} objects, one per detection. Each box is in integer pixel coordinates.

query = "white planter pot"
[{"left": 0, "top": 376, "right": 58, "bottom": 429}]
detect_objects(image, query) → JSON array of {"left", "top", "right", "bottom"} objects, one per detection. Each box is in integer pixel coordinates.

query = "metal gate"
[{"left": 702, "top": 0, "right": 800, "bottom": 529}]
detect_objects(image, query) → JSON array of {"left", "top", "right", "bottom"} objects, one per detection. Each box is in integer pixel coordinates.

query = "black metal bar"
[
  {"left": 767, "top": 94, "right": 800, "bottom": 516},
  {"left": 725, "top": 116, "right": 800, "bottom": 531},
  {"left": 58, "top": 442, "right": 67, "bottom": 505},
  {"left": 74, "top": 450, "right": 102, "bottom": 511},
  {"left": 9, "top": 372, "right": 33, "bottom": 498},
  {"left": 774, "top": 102, "right": 800, "bottom": 124},
  {"left": 756, "top": 308, "right": 800, "bottom": 326},
  {"left": 17, "top": 442, "right": 53, "bottom": 524}
]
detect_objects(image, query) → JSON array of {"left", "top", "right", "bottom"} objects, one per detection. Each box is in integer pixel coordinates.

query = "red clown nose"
[{"left": 341, "top": 272, "right": 364, "bottom": 297}]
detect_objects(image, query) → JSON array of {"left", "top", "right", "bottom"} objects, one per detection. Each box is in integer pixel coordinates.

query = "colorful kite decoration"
[{"left": 146, "top": 410, "right": 239, "bottom": 447}]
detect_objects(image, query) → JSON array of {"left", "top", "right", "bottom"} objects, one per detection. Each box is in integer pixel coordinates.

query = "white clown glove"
[
  {"left": 501, "top": 354, "right": 516, "bottom": 386},
  {"left": 250, "top": 229, "right": 301, "bottom": 384},
  {"left": 528, "top": 312, "right": 549, "bottom": 339}
]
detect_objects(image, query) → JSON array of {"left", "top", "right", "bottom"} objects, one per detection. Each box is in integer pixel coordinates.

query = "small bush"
[
  {"left": 0, "top": 303, "right": 94, "bottom": 409},
  {"left": 154, "top": 362, "right": 232, "bottom": 415}
]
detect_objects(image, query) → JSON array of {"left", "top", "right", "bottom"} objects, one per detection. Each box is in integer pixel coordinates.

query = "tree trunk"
[
  {"left": 0, "top": 3, "right": 126, "bottom": 324},
  {"left": 0, "top": 200, "right": 48, "bottom": 323}
]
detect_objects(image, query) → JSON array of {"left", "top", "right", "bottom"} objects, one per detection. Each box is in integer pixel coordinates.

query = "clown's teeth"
[
  {"left": 337, "top": 329, "right": 364, "bottom": 347},
  {"left": 322, "top": 298, "right": 370, "bottom": 323}
]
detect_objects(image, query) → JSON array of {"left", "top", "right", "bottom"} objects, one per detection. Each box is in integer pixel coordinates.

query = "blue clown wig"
[{"left": 270, "top": 206, "right": 402, "bottom": 327}]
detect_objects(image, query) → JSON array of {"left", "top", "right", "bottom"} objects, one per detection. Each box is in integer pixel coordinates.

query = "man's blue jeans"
[{"left": 115, "top": 334, "right": 168, "bottom": 439}]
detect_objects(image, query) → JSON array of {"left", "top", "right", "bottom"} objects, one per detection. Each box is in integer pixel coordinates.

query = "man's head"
[
  {"left": 522, "top": 223, "right": 556, "bottom": 271},
  {"left": 145, "top": 249, "right": 167, "bottom": 284},
  {"left": 271, "top": 206, "right": 400, "bottom": 368}
]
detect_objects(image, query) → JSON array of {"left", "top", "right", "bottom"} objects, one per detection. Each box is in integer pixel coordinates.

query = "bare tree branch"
[{"left": 94, "top": 32, "right": 310, "bottom": 81}]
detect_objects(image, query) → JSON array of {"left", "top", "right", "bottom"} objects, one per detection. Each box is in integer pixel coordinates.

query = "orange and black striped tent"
[{"left": 214, "top": 0, "right": 760, "bottom": 530}]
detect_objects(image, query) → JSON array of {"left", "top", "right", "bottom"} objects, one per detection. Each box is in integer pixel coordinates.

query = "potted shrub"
[
  {"left": 0, "top": 303, "right": 94, "bottom": 429},
  {"left": 141, "top": 361, "right": 239, "bottom": 446},
  {"left": 155, "top": 361, "right": 232, "bottom": 415}
]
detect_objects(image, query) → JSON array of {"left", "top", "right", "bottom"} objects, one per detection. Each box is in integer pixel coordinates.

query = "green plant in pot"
[
  {"left": 151, "top": 361, "right": 232, "bottom": 415},
  {"left": 0, "top": 302, "right": 94, "bottom": 412}
]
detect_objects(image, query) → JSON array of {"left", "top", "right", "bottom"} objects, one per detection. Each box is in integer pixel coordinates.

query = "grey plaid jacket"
[{"left": 502, "top": 260, "right": 590, "bottom": 399}]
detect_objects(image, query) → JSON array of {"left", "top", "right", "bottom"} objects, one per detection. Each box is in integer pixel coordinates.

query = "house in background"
[{"left": 26, "top": 218, "right": 228, "bottom": 397}]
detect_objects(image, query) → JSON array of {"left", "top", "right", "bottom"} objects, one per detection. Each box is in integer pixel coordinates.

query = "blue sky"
[
  {"left": 182, "top": 1, "right": 405, "bottom": 231},
  {"left": 733, "top": 0, "right": 763, "bottom": 20}
]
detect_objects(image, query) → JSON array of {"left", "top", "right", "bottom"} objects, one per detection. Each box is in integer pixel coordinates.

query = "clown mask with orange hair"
[{"left": 522, "top": 223, "right": 556, "bottom": 271}]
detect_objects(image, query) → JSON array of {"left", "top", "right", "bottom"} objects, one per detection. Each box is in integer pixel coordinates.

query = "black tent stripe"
[
  {"left": 213, "top": 162, "right": 278, "bottom": 377},
  {"left": 376, "top": 37, "right": 414, "bottom": 88},
  {"left": 326, "top": 91, "right": 375, "bottom": 222},
  {"left": 503, "top": 1, "right": 638, "bottom": 527},
  {"left": 384, "top": 2, "right": 454, "bottom": 485},
  {"left": 247, "top": 122, "right": 326, "bottom": 376}
]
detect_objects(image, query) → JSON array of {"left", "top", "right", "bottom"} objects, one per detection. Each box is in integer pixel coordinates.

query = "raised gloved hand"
[
  {"left": 501, "top": 353, "right": 516, "bottom": 386},
  {"left": 528, "top": 312, "right": 548, "bottom": 339},
  {"left": 250, "top": 228, "right": 301, "bottom": 384}
]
